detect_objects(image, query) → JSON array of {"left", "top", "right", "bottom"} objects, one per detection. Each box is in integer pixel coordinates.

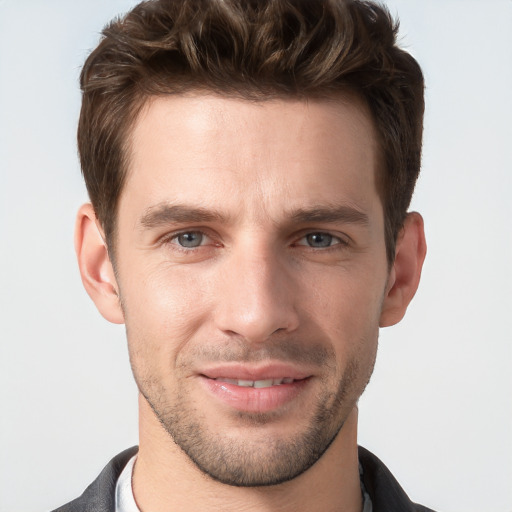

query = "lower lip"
[{"left": 200, "top": 377, "right": 310, "bottom": 413}]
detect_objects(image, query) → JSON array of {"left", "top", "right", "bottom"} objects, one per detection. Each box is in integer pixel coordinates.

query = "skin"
[{"left": 76, "top": 94, "right": 426, "bottom": 512}]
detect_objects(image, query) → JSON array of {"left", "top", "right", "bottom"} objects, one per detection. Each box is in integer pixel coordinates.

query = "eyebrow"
[
  {"left": 289, "top": 205, "right": 369, "bottom": 226},
  {"left": 139, "top": 203, "right": 228, "bottom": 229},
  {"left": 139, "top": 202, "right": 369, "bottom": 230}
]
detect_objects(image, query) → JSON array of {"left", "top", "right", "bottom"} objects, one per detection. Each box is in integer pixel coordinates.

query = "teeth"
[
  {"left": 215, "top": 378, "right": 294, "bottom": 388},
  {"left": 253, "top": 379, "right": 274, "bottom": 388},
  {"left": 218, "top": 378, "right": 238, "bottom": 385}
]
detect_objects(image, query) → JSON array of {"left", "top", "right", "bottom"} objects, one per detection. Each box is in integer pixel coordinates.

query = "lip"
[
  {"left": 199, "top": 363, "right": 312, "bottom": 381},
  {"left": 198, "top": 363, "right": 313, "bottom": 413}
]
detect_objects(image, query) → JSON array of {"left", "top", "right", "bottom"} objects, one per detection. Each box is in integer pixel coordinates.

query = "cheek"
[
  {"left": 304, "top": 264, "right": 386, "bottom": 325},
  {"left": 301, "top": 267, "right": 383, "bottom": 366},
  {"left": 120, "top": 262, "right": 214, "bottom": 366}
]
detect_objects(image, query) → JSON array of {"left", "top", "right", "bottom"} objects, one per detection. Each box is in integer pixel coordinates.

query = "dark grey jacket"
[{"left": 52, "top": 446, "right": 436, "bottom": 512}]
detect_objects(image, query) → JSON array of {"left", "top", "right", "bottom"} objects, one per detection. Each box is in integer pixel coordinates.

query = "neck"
[{"left": 133, "top": 395, "right": 362, "bottom": 512}]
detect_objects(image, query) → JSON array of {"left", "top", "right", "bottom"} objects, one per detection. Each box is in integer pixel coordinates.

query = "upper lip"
[{"left": 199, "top": 363, "right": 312, "bottom": 381}]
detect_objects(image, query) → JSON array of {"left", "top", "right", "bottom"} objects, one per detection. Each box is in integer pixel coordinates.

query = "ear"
[
  {"left": 379, "top": 212, "right": 427, "bottom": 327},
  {"left": 75, "top": 203, "right": 124, "bottom": 324}
]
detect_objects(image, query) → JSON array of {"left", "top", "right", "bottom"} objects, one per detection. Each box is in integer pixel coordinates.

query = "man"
[{"left": 54, "top": 0, "right": 431, "bottom": 510}]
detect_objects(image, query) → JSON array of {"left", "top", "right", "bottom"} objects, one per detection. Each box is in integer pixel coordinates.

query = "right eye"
[{"left": 171, "top": 231, "right": 206, "bottom": 248}]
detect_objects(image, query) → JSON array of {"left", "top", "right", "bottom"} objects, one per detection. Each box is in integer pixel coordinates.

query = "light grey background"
[{"left": 1, "top": 1, "right": 511, "bottom": 511}]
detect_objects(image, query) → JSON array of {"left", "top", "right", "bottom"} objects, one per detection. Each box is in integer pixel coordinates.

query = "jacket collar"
[
  {"left": 53, "top": 445, "right": 434, "bottom": 512},
  {"left": 358, "top": 446, "right": 434, "bottom": 512}
]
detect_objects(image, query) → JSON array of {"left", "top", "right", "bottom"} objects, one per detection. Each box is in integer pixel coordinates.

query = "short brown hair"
[{"left": 78, "top": 0, "right": 424, "bottom": 264}]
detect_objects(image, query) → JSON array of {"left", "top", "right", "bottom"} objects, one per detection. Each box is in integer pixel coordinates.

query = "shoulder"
[
  {"left": 358, "top": 446, "right": 437, "bottom": 512},
  {"left": 51, "top": 446, "right": 139, "bottom": 512}
]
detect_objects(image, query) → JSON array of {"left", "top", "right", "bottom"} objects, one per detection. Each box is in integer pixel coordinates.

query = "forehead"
[{"left": 121, "top": 93, "right": 381, "bottom": 224}]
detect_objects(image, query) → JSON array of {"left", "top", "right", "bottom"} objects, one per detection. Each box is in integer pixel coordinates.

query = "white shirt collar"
[{"left": 115, "top": 455, "right": 140, "bottom": 512}]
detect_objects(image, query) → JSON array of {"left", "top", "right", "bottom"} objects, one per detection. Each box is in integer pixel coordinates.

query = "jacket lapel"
[{"left": 51, "top": 446, "right": 139, "bottom": 512}]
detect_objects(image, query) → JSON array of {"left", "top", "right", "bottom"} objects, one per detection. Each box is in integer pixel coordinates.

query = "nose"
[{"left": 214, "top": 243, "right": 300, "bottom": 343}]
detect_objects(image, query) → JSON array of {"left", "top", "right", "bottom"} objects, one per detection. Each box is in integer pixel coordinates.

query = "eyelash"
[
  {"left": 294, "top": 232, "right": 348, "bottom": 249},
  {"left": 161, "top": 230, "right": 215, "bottom": 252},
  {"left": 160, "top": 230, "right": 349, "bottom": 252}
]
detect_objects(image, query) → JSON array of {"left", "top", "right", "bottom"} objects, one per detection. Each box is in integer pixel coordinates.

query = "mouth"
[
  {"left": 198, "top": 365, "right": 313, "bottom": 413},
  {"left": 211, "top": 377, "right": 296, "bottom": 388}
]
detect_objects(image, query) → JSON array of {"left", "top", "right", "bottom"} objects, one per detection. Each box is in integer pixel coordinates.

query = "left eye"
[
  {"left": 171, "top": 231, "right": 206, "bottom": 248},
  {"left": 298, "top": 233, "right": 341, "bottom": 248}
]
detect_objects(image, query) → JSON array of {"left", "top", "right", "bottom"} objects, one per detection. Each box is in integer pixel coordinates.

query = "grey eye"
[
  {"left": 306, "top": 233, "right": 333, "bottom": 248},
  {"left": 176, "top": 232, "right": 204, "bottom": 248}
]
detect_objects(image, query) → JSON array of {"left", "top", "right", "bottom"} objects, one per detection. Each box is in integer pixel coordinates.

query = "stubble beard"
[{"left": 134, "top": 350, "right": 374, "bottom": 487}]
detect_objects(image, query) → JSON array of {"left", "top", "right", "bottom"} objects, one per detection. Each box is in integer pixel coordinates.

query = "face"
[{"left": 114, "top": 94, "right": 390, "bottom": 486}]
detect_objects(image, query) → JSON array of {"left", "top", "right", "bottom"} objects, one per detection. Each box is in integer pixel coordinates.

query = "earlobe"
[
  {"left": 379, "top": 212, "right": 427, "bottom": 327},
  {"left": 75, "top": 203, "right": 124, "bottom": 324}
]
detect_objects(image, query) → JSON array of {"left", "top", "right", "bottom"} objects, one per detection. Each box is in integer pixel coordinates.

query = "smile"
[
  {"left": 214, "top": 377, "right": 295, "bottom": 388},
  {"left": 200, "top": 372, "right": 311, "bottom": 413}
]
